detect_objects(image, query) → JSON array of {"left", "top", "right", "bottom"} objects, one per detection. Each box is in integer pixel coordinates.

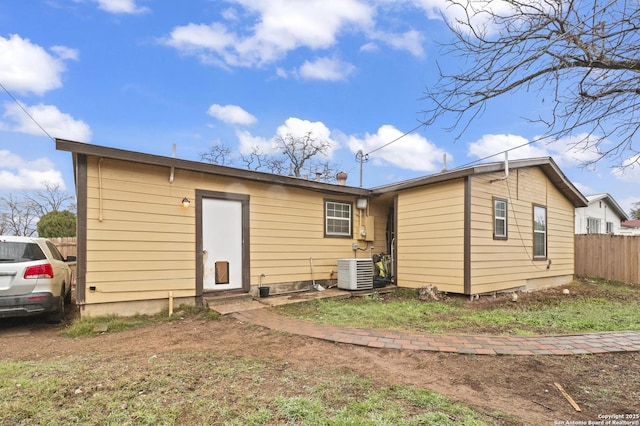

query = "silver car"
[{"left": 0, "top": 236, "right": 74, "bottom": 324}]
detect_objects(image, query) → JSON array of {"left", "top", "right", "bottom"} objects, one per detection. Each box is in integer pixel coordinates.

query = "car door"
[{"left": 44, "top": 241, "right": 70, "bottom": 289}]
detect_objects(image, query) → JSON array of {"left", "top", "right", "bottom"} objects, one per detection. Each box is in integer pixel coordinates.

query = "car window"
[
  {"left": 0, "top": 242, "right": 47, "bottom": 262},
  {"left": 45, "top": 241, "right": 64, "bottom": 261}
]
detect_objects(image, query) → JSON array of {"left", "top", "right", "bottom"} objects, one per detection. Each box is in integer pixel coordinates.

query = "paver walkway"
[{"left": 232, "top": 309, "right": 640, "bottom": 356}]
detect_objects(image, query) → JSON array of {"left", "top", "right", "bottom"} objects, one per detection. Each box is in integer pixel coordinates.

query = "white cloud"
[
  {"left": 94, "top": 0, "right": 149, "bottom": 14},
  {"left": 369, "top": 29, "right": 425, "bottom": 57},
  {"left": 468, "top": 134, "right": 548, "bottom": 161},
  {"left": 0, "top": 34, "right": 77, "bottom": 96},
  {"left": 618, "top": 194, "right": 639, "bottom": 217},
  {"left": 298, "top": 57, "right": 355, "bottom": 81},
  {"left": 2, "top": 102, "right": 92, "bottom": 142},
  {"left": 571, "top": 181, "right": 593, "bottom": 197},
  {"left": 207, "top": 104, "right": 257, "bottom": 126},
  {"left": 237, "top": 117, "right": 337, "bottom": 157},
  {"left": 0, "top": 150, "right": 66, "bottom": 191},
  {"left": 276, "top": 117, "right": 337, "bottom": 156},
  {"left": 347, "top": 124, "right": 449, "bottom": 172},
  {"left": 50, "top": 45, "right": 79, "bottom": 61},
  {"left": 162, "top": 1, "right": 449, "bottom": 70},
  {"left": 359, "top": 42, "right": 379, "bottom": 53},
  {"left": 612, "top": 155, "right": 640, "bottom": 183},
  {"left": 406, "top": 0, "right": 448, "bottom": 20},
  {"left": 544, "top": 133, "right": 603, "bottom": 167},
  {"left": 236, "top": 130, "right": 272, "bottom": 156},
  {"left": 164, "top": 0, "right": 374, "bottom": 67},
  {"left": 466, "top": 132, "right": 603, "bottom": 167}
]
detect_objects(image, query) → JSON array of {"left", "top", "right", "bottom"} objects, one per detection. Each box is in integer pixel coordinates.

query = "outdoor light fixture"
[{"left": 181, "top": 197, "right": 190, "bottom": 207}]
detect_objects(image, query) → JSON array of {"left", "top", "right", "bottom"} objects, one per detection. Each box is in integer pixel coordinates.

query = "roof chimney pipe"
[{"left": 336, "top": 171, "right": 348, "bottom": 186}]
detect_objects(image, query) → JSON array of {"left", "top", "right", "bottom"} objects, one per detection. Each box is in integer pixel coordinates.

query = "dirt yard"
[{"left": 1, "top": 299, "right": 638, "bottom": 425}]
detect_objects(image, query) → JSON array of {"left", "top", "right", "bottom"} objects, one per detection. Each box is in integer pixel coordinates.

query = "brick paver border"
[{"left": 232, "top": 309, "right": 640, "bottom": 356}]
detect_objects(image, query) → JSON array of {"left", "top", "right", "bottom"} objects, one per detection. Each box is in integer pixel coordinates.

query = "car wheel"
[
  {"left": 45, "top": 295, "right": 64, "bottom": 324},
  {"left": 64, "top": 284, "right": 72, "bottom": 305}
]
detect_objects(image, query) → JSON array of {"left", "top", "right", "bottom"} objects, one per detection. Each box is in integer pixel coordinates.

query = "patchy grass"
[
  {"left": 0, "top": 353, "right": 500, "bottom": 425},
  {"left": 62, "top": 304, "right": 221, "bottom": 338},
  {"left": 276, "top": 279, "right": 640, "bottom": 335}
]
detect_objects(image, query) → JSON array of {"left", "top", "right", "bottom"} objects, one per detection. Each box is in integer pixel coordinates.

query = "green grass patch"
[
  {"left": 62, "top": 304, "right": 220, "bottom": 338},
  {"left": 0, "top": 354, "right": 499, "bottom": 425},
  {"left": 276, "top": 280, "right": 640, "bottom": 335}
]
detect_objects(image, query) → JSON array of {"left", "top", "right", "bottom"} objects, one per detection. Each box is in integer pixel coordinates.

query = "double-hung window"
[
  {"left": 606, "top": 222, "right": 614, "bottom": 234},
  {"left": 325, "top": 200, "right": 352, "bottom": 237},
  {"left": 493, "top": 198, "right": 508, "bottom": 240},
  {"left": 533, "top": 205, "right": 547, "bottom": 259},
  {"left": 587, "top": 217, "right": 601, "bottom": 234}
]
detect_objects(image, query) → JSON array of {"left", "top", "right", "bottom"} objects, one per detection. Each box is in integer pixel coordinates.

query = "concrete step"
[{"left": 204, "top": 293, "right": 254, "bottom": 307}]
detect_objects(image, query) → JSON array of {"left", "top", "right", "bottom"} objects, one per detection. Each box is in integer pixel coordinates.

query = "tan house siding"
[
  {"left": 59, "top": 140, "right": 586, "bottom": 317},
  {"left": 83, "top": 157, "right": 384, "bottom": 312},
  {"left": 248, "top": 188, "right": 365, "bottom": 288},
  {"left": 368, "top": 198, "right": 390, "bottom": 257},
  {"left": 85, "top": 158, "right": 196, "bottom": 306},
  {"left": 469, "top": 168, "right": 575, "bottom": 293},
  {"left": 395, "top": 179, "right": 465, "bottom": 293}
]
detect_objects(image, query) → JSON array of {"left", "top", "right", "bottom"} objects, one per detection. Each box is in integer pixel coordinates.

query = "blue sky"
[{"left": 0, "top": 0, "right": 638, "bottom": 215}]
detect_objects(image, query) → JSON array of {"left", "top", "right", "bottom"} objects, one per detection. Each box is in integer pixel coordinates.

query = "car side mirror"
[{"left": 65, "top": 255, "right": 77, "bottom": 262}]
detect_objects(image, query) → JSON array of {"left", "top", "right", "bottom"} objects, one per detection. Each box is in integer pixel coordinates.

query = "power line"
[
  {"left": 0, "top": 81, "right": 55, "bottom": 141},
  {"left": 459, "top": 138, "right": 540, "bottom": 169},
  {"left": 365, "top": 122, "right": 426, "bottom": 156}
]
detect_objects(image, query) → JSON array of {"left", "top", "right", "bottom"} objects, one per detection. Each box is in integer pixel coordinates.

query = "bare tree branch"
[
  {"left": 423, "top": 0, "right": 640, "bottom": 167},
  {"left": 200, "top": 143, "right": 232, "bottom": 166},
  {"left": 1, "top": 194, "right": 38, "bottom": 236},
  {"left": 276, "top": 132, "right": 331, "bottom": 178},
  {"left": 199, "top": 131, "right": 338, "bottom": 182},
  {"left": 24, "top": 182, "right": 75, "bottom": 216}
]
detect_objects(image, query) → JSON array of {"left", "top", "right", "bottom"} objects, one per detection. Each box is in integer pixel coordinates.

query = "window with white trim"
[
  {"left": 606, "top": 221, "right": 613, "bottom": 234},
  {"left": 533, "top": 205, "right": 547, "bottom": 259},
  {"left": 325, "top": 200, "right": 352, "bottom": 237},
  {"left": 587, "top": 217, "right": 601, "bottom": 234},
  {"left": 493, "top": 198, "right": 508, "bottom": 240}
]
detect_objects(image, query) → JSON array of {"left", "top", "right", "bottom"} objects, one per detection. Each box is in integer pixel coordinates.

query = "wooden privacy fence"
[
  {"left": 575, "top": 234, "right": 640, "bottom": 284},
  {"left": 49, "top": 236, "right": 77, "bottom": 259}
]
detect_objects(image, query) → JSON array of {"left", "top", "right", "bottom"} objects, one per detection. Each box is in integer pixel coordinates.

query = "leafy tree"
[
  {"left": 201, "top": 132, "right": 338, "bottom": 182},
  {"left": 36, "top": 210, "right": 77, "bottom": 238},
  {"left": 630, "top": 202, "right": 640, "bottom": 220},
  {"left": 423, "top": 0, "right": 640, "bottom": 168}
]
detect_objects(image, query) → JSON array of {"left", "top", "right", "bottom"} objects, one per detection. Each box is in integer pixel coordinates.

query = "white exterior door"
[{"left": 202, "top": 198, "right": 243, "bottom": 291}]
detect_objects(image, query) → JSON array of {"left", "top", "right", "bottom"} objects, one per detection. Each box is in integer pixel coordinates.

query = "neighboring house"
[
  {"left": 56, "top": 139, "right": 588, "bottom": 317},
  {"left": 575, "top": 193, "right": 629, "bottom": 235},
  {"left": 620, "top": 219, "right": 640, "bottom": 236}
]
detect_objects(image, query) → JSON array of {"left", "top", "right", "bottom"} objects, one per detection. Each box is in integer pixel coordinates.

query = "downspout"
[
  {"left": 98, "top": 158, "right": 104, "bottom": 222},
  {"left": 169, "top": 144, "right": 176, "bottom": 183},
  {"left": 464, "top": 176, "right": 471, "bottom": 295},
  {"left": 490, "top": 152, "right": 509, "bottom": 182}
]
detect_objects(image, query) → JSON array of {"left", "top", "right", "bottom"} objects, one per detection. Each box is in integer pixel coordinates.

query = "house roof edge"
[
  {"left": 55, "top": 139, "right": 369, "bottom": 196},
  {"left": 371, "top": 157, "right": 588, "bottom": 207},
  {"left": 585, "top": 193, "right": 629, "bottom": 221}
]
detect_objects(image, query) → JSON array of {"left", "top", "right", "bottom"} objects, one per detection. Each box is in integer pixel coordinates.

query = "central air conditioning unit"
[{"left": 337, "top": 258, "right": 374, "bottom": 290}]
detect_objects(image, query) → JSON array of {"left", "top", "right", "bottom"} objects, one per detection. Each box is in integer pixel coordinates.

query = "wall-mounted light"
[
  {"left": 181, "top": 197, "right": 191, "bottom": 207},
  {"left": 356, "top": 198, "right": 368, "bottom": 210}
]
